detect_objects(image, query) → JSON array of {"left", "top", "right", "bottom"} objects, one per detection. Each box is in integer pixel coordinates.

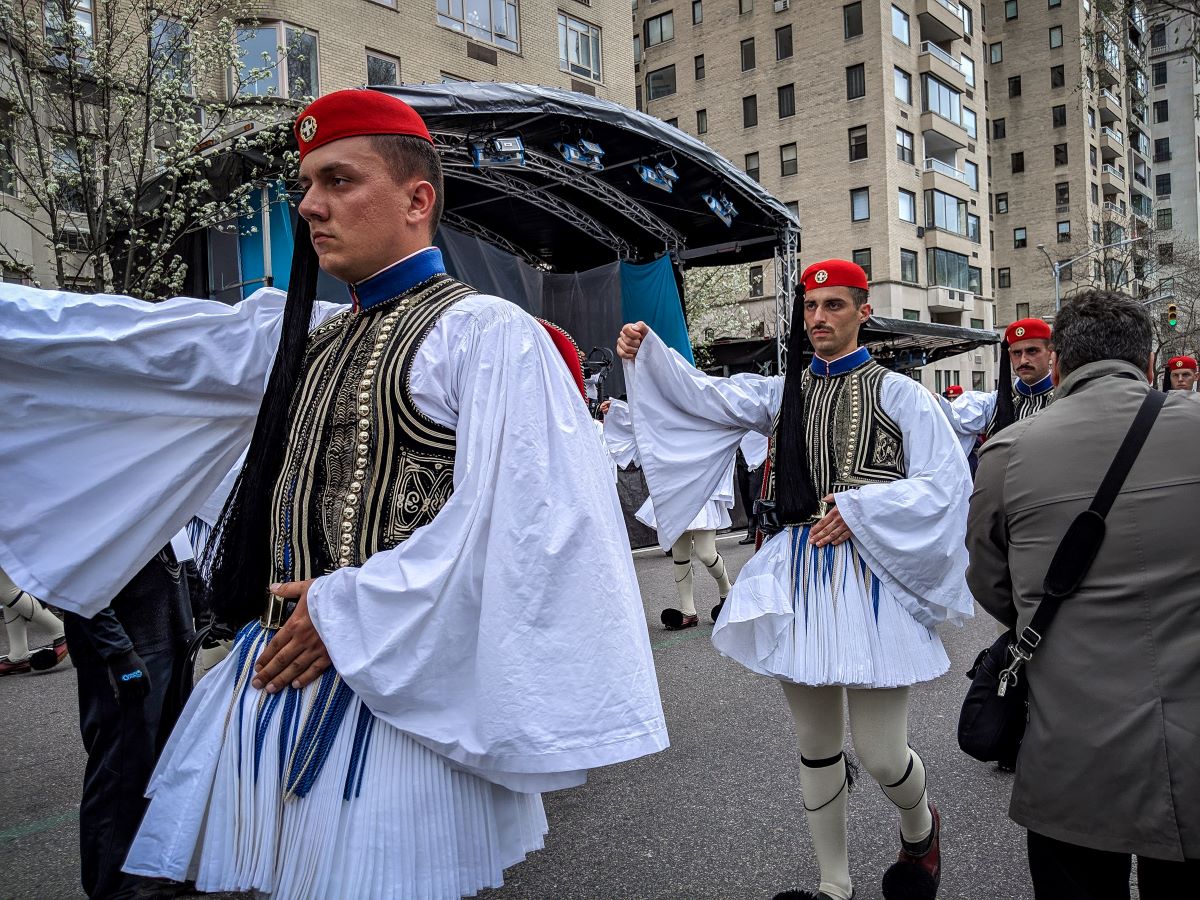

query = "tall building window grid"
[
  {"left": 990, "top": 41, "right": 1003, "bottom": 64},
  {"left": 896, "top": 127, "right": 914, "bottom": 163},
  {"left": 1008, "top": 75, "right": 1022, "bottom": 97},
  {"left": 694, "top": 54, "right": 705, "bottom": 79},
  {"left": 780, "top": 142, "right": 798, "bottom": 176},
  {"left": 1152, "top": 61, "right": 1166, "bottom": 85},
  {"left": 848, "top": 124, "right": 867, "bottom": 160},
  {"left": 1052, "top": 104, "right": 1066, "bottom": 128},
  {"left": 696, "top": 108, "right": 708, "bottom": 134},
  {"left": 644, "top": 12, "right": 673, "bottom": 47},
  {"left": 894, "top": 66, "right": 911, "bottom": 103},
  {"left": 899, "top": 187, "right": 917, "bottom": 223},
  {"left": 776, "top": 24, "right": 792, "bottom": 60},
  {"left": 843, "top": 2, "right": 863, "bottom": 39},
  {"left": 1051, "top": 64, "right": 1065, "bottom": 88},
  {"left": 1014, "top": 227, "right": 1027, "bottom": 248},
  {"left": 778, "top": 83, "right": 796, "bottom": 118},
  {"left": 745, "top": 151, "right": 760, "bottom": 181},
  {"left": 1057, "top": 220, "right": 1071, "bottom": 242},
  {"left": 900, "top": 248, "right": 919, "bottom": 283},
  {"left": 436, "top": 0, "right": 518, "bottom": 52},
  {"left": 366, "top": 49, "right": 400, "bottom": 86},
  {"left": 852, "top": 248, "right": 872, "bottom": 280},
  {"left": 1011, "top": 151, "right": 1024, "bottom": 173},
  {"left": 559, "top": 13, "right": 601, "bottom": 81},
  {"left": 740, "top": 36, "right": 755, "bottom": 71},
  {"left": 692, "top": 0, "right": 702, "bottom": 25},
  {"left": 233, "top": 22, "right": 319, "bottom": 99},
  {"left": 848, "top": 62, "right": 867, "bottom": 100},
  {"left": 892, "top": 5, "right": 909, "bottom": 44},
  {"left": 1049, "top": 25, "right": 1062, "bottom": 48},
  {"left": 743, "top": 93, "right": 758, "bottom": 127},
  {"left": 993, "top": 117, "right": 1006, "bottom": 139},
  {"left": 646, "top": 64, "right": 676, "bottom": 100},
  {"left": 851, "top": 186, "right": 870, "bottom": 221}
]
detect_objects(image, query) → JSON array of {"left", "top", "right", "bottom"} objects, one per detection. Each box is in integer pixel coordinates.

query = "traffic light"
[{"left": 1167, "top": 303, "right": 1179, "bottom": 329}]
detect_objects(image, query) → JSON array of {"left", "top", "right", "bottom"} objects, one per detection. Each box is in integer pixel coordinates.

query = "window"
[
  {"left": 647, "top": 64, "right": 676, "bottom": 100},
  {"left": 1005, "top": 0, "right": 1018, "bottom": 20},
  {"left": 852, "top": 248, "right": 872, "bottom": 281},
  {"left": 1048, "top": 0, "right": 1061, "bottom": 6},
  {"left": 1156, "top": 172, "right": 1172, "bottom": 196},
  {"left": 744, "top": 152, "right": 760, "bottom": 181},
  {"left": 778, "top": 83, "right": 796, "bottom": 118},
  {"left": 962, "top": 107, "right": 977, "bottom": 139},
  {"left": 899, "top": 188, "right": 917, "bottom": 223},
  {"left": 851, "top": 187, "right": 870, "bottom": 221},
  {"left": 1014, "top": 227, "right": 1027, "bottom": 248},
  {"left": 560, "top": 14, "right": 602, "bottom": 80},
  {"left": 1015, "top": 302, "right": 1030, "bottom": 318},
  {"left": 993, "top": 117, "right": 1006, "bottom": 139},
  {"left": 1089, "top": 145, "right": 1097, "bottom": 166},
  {"left": 990, "top": 41, "right": 1003, "bottom": 64},
  {"left": 1153, "top": 100, "right": 1169, "bottom": 123},
  {"left": 843, "top": 2, "right": 863, "bottom": 39},
  {"left": 0, "top": 112, "right": 15, "bottom": 195},
  {"left": 893, "top": 67, "right": 911, "bottom": 103},
  {"left": 1159, "top": 243, "right": 1174, "bottom": 264},
  {"left": 965, "top": 160, "right": 979, "bottom": 191},
  {"left": 923, "top": 74, "right": 961, "bottom": 122},
  {"left": 998, "top": 268, "right": 1012, "bottom": 288},
  {"left": 1051, "top": 64, "right": 1065, "bottom": 88},
  {"left": 925, "top": 189, "right": 967, "bottom": 233},
  {"left": 1052, "top": 104, "right": 1066, "bottom": 128},
  {"left": 1090, "top": 182, "right": 1099, "bottom": 203},
  {"left": 849, "top": 124, "right": 867, "bottom": 160},
  {"left": 1152, "top": 61, "right": 1166, "bottom": 85},
  {"left": 52, "top": 146, "right": 86, "bottom": 212},
  {"left": 776, "top": 24, "right": 792, "bottom": 60},
  {"left": 1158, "top": 208, "right": 1173, "bottom": 230},
  {"left": 1054, "top": 143, "right": 1068, "bottom": 165},
  {"left": 45, "top": 0, "right": 94, "bottom": 65},
  {"left": 696, "top": 108, "right": 708, "bottom": 134},
  {"left": 892, "top": 5, "right": 909, "bottom": 44},
  {"left": 896, "top": 127, "right": 914, "bottom": 163},
  {"left": 664, "top": 118, "right": 678, "bottom": 128},
  {"left": 970, "top": 318, "right": 985, "bottom": 331},
  {"left": 961, "top": 3, "right": 973, "bottom": 35},
  {"left": 694, "top": 54, "right": 705, "bottom": 79},
  {"left": 233, "top": 23, "right": 319, "bottom": 99},
  {"left": 743, "top": 94, "right": 758, "bottom": 127},
  {"left": 1049, "top": 25, "right": 1062, "bottom": 48},
  {"left": 927, "top": 248, "right": 973, "bottom": 290},
  {"left": 1057, "top": 220, "right": 1071, "bottom": 242},
  {"left": 1087, "top": 107, "right": 1095, "bottom": 129},
  {"left": 645, "top": 12, "right": 673, "bottom": 46},
  {"left": 150, "top": 18, "right": 193, "bottom": 93},
  {"left": 972, "top": 370, "right": 987, "bottom": 390},
  {"left": 900, "top": 249, "right": 919, "bottom": 283},
  {"left": 739, "top": 0, "right": 752, "bottom": 12},
  {"left": 1008, "top": 75, "right": 1022, "bottom": 97},
  {"left": 366, "top": 50, "right": 400, "bottom": 86},
  {"left": 741, "top": 37, "right": 755, "bottom": 71},
  {"left": 1011, "top": 152, "right": 1024, "bottom": 173},
  {"left": 1151, "top": 22, "right": 1166, "bottom": 49},
  {"left": 961, "top": 54, "right": 975, "bottom": 88},
  {"left": 1092, "top": 221, "right": 1101, "bottom": 243},
  {"left": 900, "top": 309, "right": 920, "bottom": 323},
  {"left": 780, "top": 143, "right": 797, "bottom": 176},
  {"left": 436, "top": 0, "right": 519, "bottom": 51},
  {"left": 1055, "top": 182, "right": 1069, "bottom": 205},
  {"left": 996, "top": 192, "right": 1009, "bottom": 213},
  {"left": 692, "top": 0, "right": 702, "bottom": 24},
  {"left": 749, "top": 265, "right": 764, "bottom": 295},
  {"left": 848, "top": 63, "right": 867, "bottom": 100}
]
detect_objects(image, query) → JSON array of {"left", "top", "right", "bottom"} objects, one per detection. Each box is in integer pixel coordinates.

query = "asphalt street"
[{"left": 2, "top": 535, "right": 1061, "bottom": 900}]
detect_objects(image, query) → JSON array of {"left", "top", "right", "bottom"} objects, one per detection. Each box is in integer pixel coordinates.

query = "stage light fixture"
[
  {"left": 701, "top": 192, "right": 738, "bottom": 227},
  {"left": 471, "top": 136, "right": 525, "bottom": 168},
  {"left": 637, "top": 162, "right": 679, "bottom": 192},
  {"left": 555, "top": 140, "right": 605, "bottom": 171}
]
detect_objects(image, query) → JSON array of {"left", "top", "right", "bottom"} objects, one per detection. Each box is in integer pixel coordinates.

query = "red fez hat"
[
  {"left": 1004, "top": 318, "right": 1052, "bottom": 345},
  {"left": 1168, "top": 355, "right": 1198, "bottom": 372},
  {"left": 537, "top": 319, "right": 587, "bottom": 402},
  {"left": 295, "top": 89, "right": 433, "bottom": 161},
  {"left": 800, "top": 259, "right": 869, "bottom": 293},
  {"left": 945, "top": 384, "right": 964, "bottom": 398}
]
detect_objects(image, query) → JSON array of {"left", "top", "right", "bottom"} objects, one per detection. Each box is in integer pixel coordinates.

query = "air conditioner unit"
[{"left": 774, "top": 0, "right": 789, "bottom": 10}]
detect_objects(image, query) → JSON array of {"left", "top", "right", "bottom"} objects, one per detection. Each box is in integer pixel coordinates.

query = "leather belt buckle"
[{"left": 260, "top": 592, "right": 295, "bottom": 630}]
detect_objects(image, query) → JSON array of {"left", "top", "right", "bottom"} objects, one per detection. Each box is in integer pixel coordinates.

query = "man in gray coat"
[{"left": 967, "top": 289, "right": 1200, "bottom": 899}]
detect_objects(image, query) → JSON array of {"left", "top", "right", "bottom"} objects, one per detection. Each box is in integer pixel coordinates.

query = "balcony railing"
[
  {"left": 920, "top": 41, "right": 961, "bottom": 72},
  {"left": 933, "top": 0, "right": 963, "bottom": 15},
  {"left": 1104, "top": 201, "right": 1128, "bottom": 216},
  {"left": 1101, "top": 87, "right": 1122, "bottom": 108},
  {"left": 1102, "top": 126, "right": 1124, "bottom": 144},
  {"left": 923, "top": 157, "right": 969, "bottom": 183},
  {"left": 1103, "top": 163, "right": 1126, "bottom": 181}
]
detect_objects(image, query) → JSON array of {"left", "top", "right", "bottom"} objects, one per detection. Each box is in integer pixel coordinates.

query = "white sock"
[
  {"left": 848, "top": 687, "right": 933, "bottom": 843},
  {"left": 693, "top": 530, "right": 731, "bottom": 598},
  {"left": 671, "top": 532, "right": 696, "bottom": 616}
]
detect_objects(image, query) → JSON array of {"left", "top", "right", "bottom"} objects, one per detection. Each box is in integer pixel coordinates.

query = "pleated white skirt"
[
  {"left": 712, "top": 526, "right": 949, "bottom": 688},
  {"left": 125, "top": 624, "right": 547, "bottom": 899},
  {"left": 636, "top": 497, "right": 731, "bottom": 533}
]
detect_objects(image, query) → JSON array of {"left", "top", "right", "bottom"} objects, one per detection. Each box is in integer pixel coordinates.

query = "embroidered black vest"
[
  {"left": 985, "top": 387, "right": 1055, "bottom": 438},
  {"left": 269, "top": 273, "right": 475, "bottom": 580},
  {"left": 765, "top": 359, "right": 906, "bottom": 523}
]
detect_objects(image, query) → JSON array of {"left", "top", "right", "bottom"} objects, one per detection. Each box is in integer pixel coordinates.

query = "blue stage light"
[
  {"left": 637, "top": 162, "right": 679, "bottom": 192},
  {"left": 701, "top": 192, "right": 738, "bottom": 227},
  {"left": 471, "top": 136, "right": 525, "bottom": 168},
  {"left": 555, "top": 140, "right": 604, "bottom": 170}
]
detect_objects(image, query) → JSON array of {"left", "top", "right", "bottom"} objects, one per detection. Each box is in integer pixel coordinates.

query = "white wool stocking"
[
  {"left": 670, "top": 532, "right": 697, "bottom": 616},
  {"left": 847, "top": 687, "right": 932, "bottom": 843},
  {"left": 692, "top": 530, "right": 731, "bottom": 599},
  {"left": 1, "top": 566, "right": 64, "bottom": 663}
]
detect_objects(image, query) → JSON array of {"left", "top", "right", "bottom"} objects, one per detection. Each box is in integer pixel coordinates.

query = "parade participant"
[
  {"left": 941, "top": 384, "right": 963, "bottom": 402},
  {"left": 737, "top": 431, "right": 769, "bottom": 544},
  {"left": 951, "top": 318, "right": 1055, "bottom": 440},
  {"left": 602, "top": 398, "right": 734, "bottom": 628},
  {"left": 617, "top": 259, "right": 973, "bottom": 900},
  {"left": 0, "top": 565, "right": 67, "bottom": 675},
  {"left": 0, "top": 89, "right": 666, "bottom": 899},
  {"left": 1165, "top": 355, "right": 1197, "bottom": 391}
]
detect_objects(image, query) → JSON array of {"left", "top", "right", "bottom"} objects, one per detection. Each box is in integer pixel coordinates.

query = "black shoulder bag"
[{"left": 957, "top": 388, "right": 1165, "bottom": 764}]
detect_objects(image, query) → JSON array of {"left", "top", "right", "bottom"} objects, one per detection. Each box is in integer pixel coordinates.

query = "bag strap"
[{"left": 1010, "top": 388, "right": 1166, "bottom": 665}]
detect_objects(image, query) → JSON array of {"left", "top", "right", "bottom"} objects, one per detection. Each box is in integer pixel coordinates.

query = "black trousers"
[
  {"left": 736, "top": 463, "right": 764, "bottom": 537},
  {"left": 1028, "top": 830, "right": 1200, "bottom": 900},
  {"left": 75, "top": 645, "right": 180, "bottom": 899}
]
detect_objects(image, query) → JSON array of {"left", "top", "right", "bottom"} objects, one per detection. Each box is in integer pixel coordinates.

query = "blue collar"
[
  {"left": 1014, "top": 372, "right": 1054, "bottom": 397},
  {"left": 348, "top": 247, "right": 445, "bottom": 312},
  {"left": 810, "top": 346, "right": 871, "bottom": 377}
]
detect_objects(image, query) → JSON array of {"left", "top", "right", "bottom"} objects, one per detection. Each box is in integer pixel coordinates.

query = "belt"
[{"left": 260, "top": 592, "right": 297, "bottom": 630}]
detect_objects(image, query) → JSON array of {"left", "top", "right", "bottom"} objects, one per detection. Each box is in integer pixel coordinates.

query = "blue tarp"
[
  {"left": 619, "top": 255, "right": 694, "bottom": 365},
  {"left": 237, "top": 186, "right": 295, "bottom": 298}
]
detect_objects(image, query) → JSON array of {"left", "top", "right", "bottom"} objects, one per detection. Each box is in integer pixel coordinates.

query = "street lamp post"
[{"left": 1036, "top": 235, "right": 1147, "bottom": 312}]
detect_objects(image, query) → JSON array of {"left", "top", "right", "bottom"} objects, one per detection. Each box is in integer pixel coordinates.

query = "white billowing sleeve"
[
  {"left": 623, "top": 328, "right": 782, "bottom": 548},
  {"left": 835, "top": 374, "right": 975, "bottom": 626},
  {"left": 951, "top": 389, "right": 998, "bottom": 440},
  {"left": 600, "top": 399, "right": 639, "bottom": 468},
  {"left": 0, "top": 284, "right": 342, "bottom": 614},
  {"left": 306, "top": 296, "right": 668, "bottom": 793},
  {"left": 934, "top": 394, "right": 982, "bottom": 457},
  {"left": 740, "top": 431, "right": 770, "bottom": 470}
]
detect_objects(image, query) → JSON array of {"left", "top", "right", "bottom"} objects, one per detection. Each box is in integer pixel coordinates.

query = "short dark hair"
[
  {"left": 371, "top": 134, "right": 444, "bottom": 237},
  {"left": 1052, "top": 289, "right": 1152, "bottom": 377}
]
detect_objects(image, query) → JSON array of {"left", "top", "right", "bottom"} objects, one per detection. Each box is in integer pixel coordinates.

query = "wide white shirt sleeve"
[
  {"left": 950, "top": 389, "right": 998, "bottom": 440},
  {"left": 934, "top": 394, "right": 982, "bottom": 457},
  {"left": 306, "top": 295, "right": 668, "bottom": 793},
  {"left": 623, "top": 328, "right": 782, "bottom": 548},
  {"left": 0, "top": 284, "right": 341, "bottom": 613},
  {"left": 600, "top": 398, "right": 640, "bottom": 469},
  {"left": 835, "top": 373, "right": 976, "bottom": 626},
  {"left": 740, "top": 431, "right": 770, "bottom": 470}
]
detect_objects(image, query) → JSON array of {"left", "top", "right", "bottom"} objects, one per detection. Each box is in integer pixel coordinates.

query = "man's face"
[
  {"left": 1170, "top": 368, "right": 1197, "bottom": 390},
  {"left": 297, "top": 136, "right": 428, "bottom": 284},
  {"left": 1008, "top": 338, "right": 1051, "bottom": 385},
  {"left": 803, "top": 286, "right": 870, "bottom": 359}
]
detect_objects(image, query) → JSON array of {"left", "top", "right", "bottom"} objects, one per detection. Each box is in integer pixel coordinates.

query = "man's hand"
[
  {"left": 252, "top": 579, "right": 331, "bottom": 693},
  {"left": 617, "top": 322, "right": 649, "bottom": 360},
  {"left": 599, "top": 399, "right": 611, "bottom": 416},
  {"left": 107, "top": 648, "right": 151, "bottom": 705},
  {"left": 808, "top": 494, "right": 854, "bottom": 547}
]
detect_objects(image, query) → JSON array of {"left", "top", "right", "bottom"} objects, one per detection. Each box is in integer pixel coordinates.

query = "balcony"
[
  {"left": 1099, "top": 88, "right": 1122, "bottom": 123},
  {"left": 916, "top": 0, "right": 965, "bottom": 44},
  {"left": 1130, "top": 71, "right": 1148, "bottom": 99},
  {"left": 1102, "top": 163, "right": 1127, "bottom": 195},
  {"left": 918, "top": 42, "right": 967, "bottom": 92},
  {"left": 1100, "top": 126, "right": 1124, "bottom": 160},
  {"left": 920, "top": 110, "right": 968, "bottom": 152},
  {"left": 922, "top": 157, "right": 972, "bottom": 195},
  {"left": 1103, "top": 200, "right": 1129, "bottom": 220},
  {"left": 927, "top": 285, "right": 971, "bottom": 313},
  {"left": 924, "top": 226, "right": 975, "bottom": 256}
]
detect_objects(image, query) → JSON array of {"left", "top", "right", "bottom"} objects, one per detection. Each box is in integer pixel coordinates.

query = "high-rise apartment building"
[
  {"left": 634, "top": 0, "right": 995, "bottom": 392},
  {"left": 986, "top": 0, "right": 1153, "bottom": 323}
]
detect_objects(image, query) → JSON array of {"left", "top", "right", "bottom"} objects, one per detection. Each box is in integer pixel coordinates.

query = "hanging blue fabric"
[{"left": 620, "top": 255, "right": 695, "bottom": 365}]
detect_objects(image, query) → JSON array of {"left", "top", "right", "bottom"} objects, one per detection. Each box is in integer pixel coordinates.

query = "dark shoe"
[
  {"left": 882, "top": 801, "right": 941, "bottom": 900},
  {"left": 738, "top": 535, "right": 755, "bottom": 545},
  {"left": 0, "top": 655, "right": 31, "bottom": 676},
  {"left": 660, "top": 608, "right": 699, "bottom": 630},
  {"left": 29, "top": 636, "right": 68, "bottom": 671},
  {"left": 772, "top": 891, "right": 854, "bottom": 900},
  {"left": 711, "top": 600, "right": 726, "bottom": 622}
]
